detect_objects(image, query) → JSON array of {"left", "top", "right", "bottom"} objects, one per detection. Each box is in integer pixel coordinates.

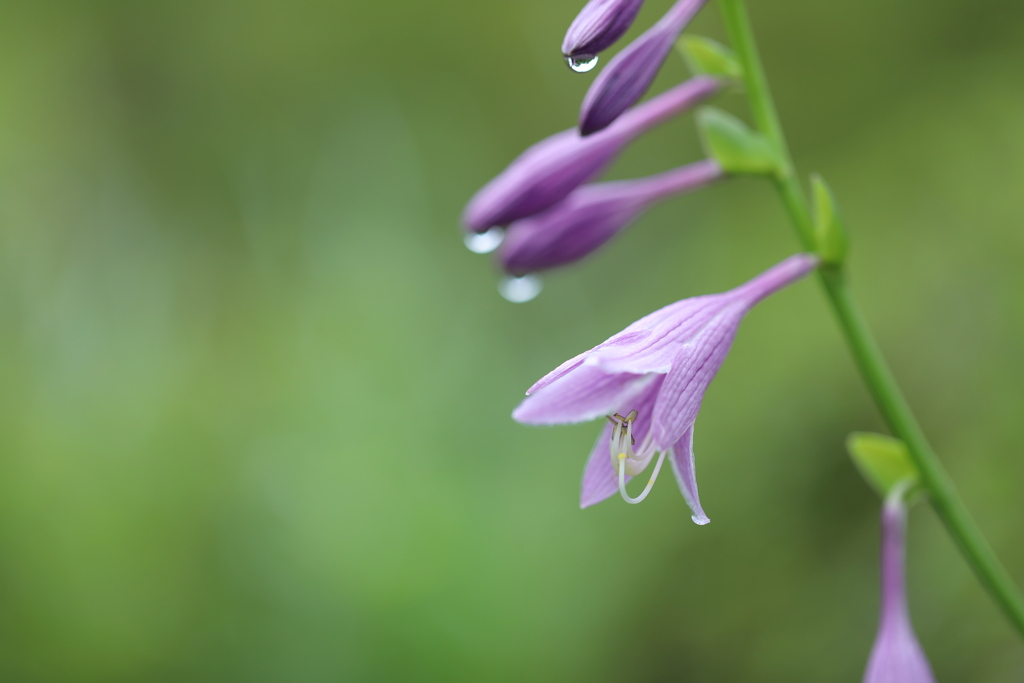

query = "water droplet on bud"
[
  {"left": 464, "top": 226, "right": 506, "bottom": 254},
  {"left": 498, "top": 274, "right": 543, "bottom": 303},
  {"left": 566, "top": 55, "right": 599, "bottom": 73}
]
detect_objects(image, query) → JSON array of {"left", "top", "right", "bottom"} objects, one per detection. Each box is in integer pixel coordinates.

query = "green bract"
[
  {"left": 846, "top": 432, "right": 921, "bottom": 499},
  {"left": 697, "top": 107, "right": 779, "bottom": 175},
  {"left": 678, "top": 36, "right": 742, "bottom": 79},
  {"left": 811, "top": 174, "right": 848, "bottom": 266}
]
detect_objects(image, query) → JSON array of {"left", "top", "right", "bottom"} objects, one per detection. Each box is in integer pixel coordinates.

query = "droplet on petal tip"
[
  {"left": 463, "top": 226, "right": 506, "bottom": 254},
  {"left": 498, "top": 274, "right": 543, "bottom": 303},
  {"left": 566, "top": 54, "right": 599, "bottom": 73}
]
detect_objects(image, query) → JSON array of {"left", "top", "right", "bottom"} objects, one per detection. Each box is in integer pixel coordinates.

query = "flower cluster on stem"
[{"left": 461, "top": 0, "right": 1024, "bottom": 676}]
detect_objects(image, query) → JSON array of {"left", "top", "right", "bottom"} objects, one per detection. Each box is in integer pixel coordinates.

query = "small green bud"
[
  {"left": 810, "top": 174, "right": 848, "bottom": 267},
  {"left": 846, "top": 432, "right": 922, "bottom": 500},
  {"left": 678, "top": 36, "right": 742, "bottom": 80},
  {"left": 697, "top": 107, "right": 780, "bottom": 175}
]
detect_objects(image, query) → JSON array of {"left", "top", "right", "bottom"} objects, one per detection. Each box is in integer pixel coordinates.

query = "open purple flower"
[
  {"left": 462, "top": 76, "right": 718, "bottom": 234},
  {"left": 500, "top": 160, "right": 724, "bottom": 274},
  {"left": 562, "top": 0, "right": 646, "bottom": 69},
  {"left": 512, "top": 254, "right": 817, "bottom": 519},
  {"left": 863, "top": 486, "right": 937, "bottom": 683},
  {"left": 579, "top": 0, "right": 709, "bottom": 136}
]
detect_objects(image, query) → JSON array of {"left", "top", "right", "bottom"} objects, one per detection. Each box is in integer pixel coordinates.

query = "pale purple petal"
[
  {"left": 669, "top": 427, "right": 709, "bottom": 525},
  {"left": 525, "top": 329, "right": 650, "bottom": 396},
  {"left": 513, "top": 365, "right": 660, "bottom": 424},
  {"left": 725, "top": 253, "right": 820, "bottom": 310},
  {"left": 590, "top": 294, "right": 728, "bottom": 376},
  {"left": 525, "top": 347, "right": 594, "bottom": 396},
  {"left": 563, "top": 0, "right": 646, "bottom": 60},
  {"left": 649, "top": 310, "right": 741, "bottom": 449},
  {"left": 581, "top": 423, "right": 622, "bottom": 507},
  {"left": 862, "top": 493, "right": 936, "bottom": 683},
  {"left": 500, "top": 161, "right": 724, "bottom": 274},
  {"left": 579, "top": 0, "right": 710, "bottom": 136},
  {"left": 646, "top": 254, "right": 818, "bottom": 448}
]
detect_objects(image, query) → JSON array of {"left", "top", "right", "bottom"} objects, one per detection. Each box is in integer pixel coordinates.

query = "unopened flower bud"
[
  {"left": 500, "top": 160, "right": 723, "bottom": 274},
  {"left": 462, "top": 76, "right": 718, "bottom": 233},
  {"left": 562, "top": 0, "right": 646, "bottom": 69},
  {"left": 862, "top": 487, "right": 936, "bottom": 683},
  {"left": 579, "top": 0, "right": 709, "bottom": 136}
]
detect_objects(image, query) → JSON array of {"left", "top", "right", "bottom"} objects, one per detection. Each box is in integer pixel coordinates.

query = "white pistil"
[{"left": 618, "top": 450, "right": 668, "bottom": 505}]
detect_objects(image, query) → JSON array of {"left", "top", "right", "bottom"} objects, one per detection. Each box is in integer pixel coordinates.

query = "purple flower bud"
[
  {"left": 512, "top": 254, "right": 818, "bottom": 517},
  {"left": 562, "top": 0, "right": 646, "bottom": 67},
  {"left": 500, "top": 160, "right": 723, "bottom": 274},
  {"left": 579, "top": 0, "right": 709, "bottom": 136},
  {"left": 863, "top": 489, "right": 937, "bottom": 683},
  {"left": 462, "top": 76, "right": 718, "bottom": 234}
]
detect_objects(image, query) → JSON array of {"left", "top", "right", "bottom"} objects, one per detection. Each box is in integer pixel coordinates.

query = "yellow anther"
[{"left": 618, "top": 452, "right": 627, "bottom": 460}]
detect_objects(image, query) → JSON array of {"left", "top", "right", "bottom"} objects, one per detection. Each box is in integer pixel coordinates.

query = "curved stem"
[{"left": 718, "top": 0, "right": 1024, "bottom": 638}]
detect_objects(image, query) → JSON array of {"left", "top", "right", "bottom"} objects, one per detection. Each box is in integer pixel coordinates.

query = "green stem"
[{"left": 718, "top": 0, "right": 1024, "bottom": 638}]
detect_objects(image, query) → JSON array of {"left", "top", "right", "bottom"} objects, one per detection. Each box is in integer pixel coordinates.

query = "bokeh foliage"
[{"left": 0, "top": 0, "right": 1023, "bottom": 680}]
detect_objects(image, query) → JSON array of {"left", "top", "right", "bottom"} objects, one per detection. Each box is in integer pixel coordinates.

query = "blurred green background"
[{"left": 0, "top": 0, "right": 1022, "bottom": 680}]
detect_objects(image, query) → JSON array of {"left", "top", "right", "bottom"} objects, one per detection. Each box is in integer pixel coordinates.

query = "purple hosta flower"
[
  {"left": 863, "top": 485, "right": 937, "bottom": 683},
  {"left": 562, "top": 0, "right": 646, "bottom": 71},
  {"left": 500, "top": 159, "right": 723, "bottom": 274},
  {"left": 512, "top": 254, "right": 817, "bottom": 519},
  {"left": 579, "top": 0, "right": 709, "bottom": 136},
  {"left": 462, "top": 76, "right": 718, "bottom": 234}
]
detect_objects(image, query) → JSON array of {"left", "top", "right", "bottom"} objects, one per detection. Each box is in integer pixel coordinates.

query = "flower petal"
[
  {"left": 726, "top": 253, "right": 820, "bottom": 309},
  {"left": 525, "top": 348, "right": 593, "bottom": 396},
  {"left": 669, "top": 427, "right": 709, "bottom": 525},
  {"left": 650, "top": 309, "right": 741, "bottom": 448},
  {"left": 513, "top": 365, "right": 660, "bottom": 425},
  {"left": 580, "top": 422, "right": 623, "bottom": 508},
  {"left": 590, "top": 294, "right": 728, "bottom": 375}
]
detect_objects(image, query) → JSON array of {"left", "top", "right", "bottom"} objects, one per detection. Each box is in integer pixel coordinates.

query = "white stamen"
[
  {"left": 608, "top": 420, "right": 623, "bottom": 465},
  {"left": 606, "top": 411, "right": 667, "bottom": 504},
  {"left": 618, "top": 450, "right": 668, "bottom": 505},
  {"left": 608, "top": 412, "right": 637, "bottom": 469}
]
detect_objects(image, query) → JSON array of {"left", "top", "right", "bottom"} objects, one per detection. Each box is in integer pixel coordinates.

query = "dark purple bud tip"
[
  {"left": 579, "top": 0, "right": 709, "bottom": 135},
  {"left": 562, "top": 0, "right": 646, "bottom": 63}
]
